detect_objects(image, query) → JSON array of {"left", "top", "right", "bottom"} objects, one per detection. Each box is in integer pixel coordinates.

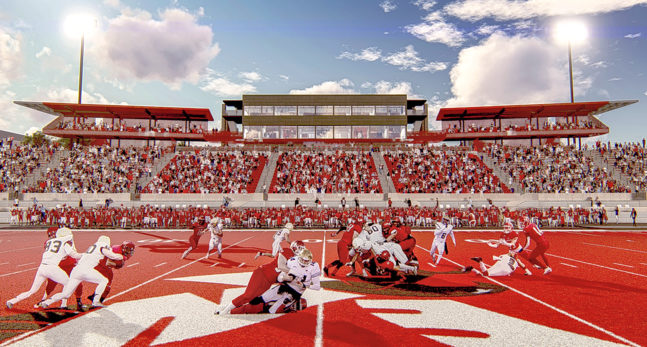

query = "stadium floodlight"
[
  {"left": 553, "top": 20, "right": 588, "bottom": 103},
  {"left": 64, "top": 14, "right": 97, "bottom": 104}
]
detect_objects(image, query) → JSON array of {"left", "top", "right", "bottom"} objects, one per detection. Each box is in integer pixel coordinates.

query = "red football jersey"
[{"left": 523, "top": 223, "right": 547, "bottom": 246}]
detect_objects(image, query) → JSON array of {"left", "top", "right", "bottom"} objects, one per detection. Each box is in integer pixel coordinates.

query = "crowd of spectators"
[
  {"left": 25, "top": 144, "right": 172, "bottom": 193},
  {"left": 383, "top": 147, "right": 509, "bottom": 193},
  {"left": 0, "top": 139, "right": 62, "bottom": 192},
  {"left": 271, "top": 150, "right": 381, "bottom": 194},
  {"left": 599, "top": 142, "right": 647, "bottom": 192},
  {"left": 144, "top": 149, "right": 268, "bottom": 194},
  {"left": 445, "top": 119, "right": 599, "bottom": 135},
  {"left": 486, "top": 144, "right": 629, "bottom": 193},
  {"left": 10, "top": 203, "right": 618, "bottom": 229},
  {"left": 57, "top": 120, "right": 207, "bottom": 134}
]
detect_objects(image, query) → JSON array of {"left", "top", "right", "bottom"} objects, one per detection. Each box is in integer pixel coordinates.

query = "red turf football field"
[{"left": 1, "top": 228, "right": 646, "bottom": 346}]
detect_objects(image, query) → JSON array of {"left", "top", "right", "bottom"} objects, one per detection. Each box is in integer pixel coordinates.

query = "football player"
[
  {"left": 206, "top": 217, "right": 224, "bottom": 259},
  {"left": 497, "top": 222, "right": 532, "bottom": 275},
  {"left": 216, "top": 240, "right": 306, "bottom": 315},
  {"left": 6, "top": 227, "right": 82, "bottom": 310},
  {"left": 40, "top": 235, "right": 124, "bottom": 308},
  {"left": 37, "top": 227, "right": 84, "bottom": 309},
  {"left": 429, "top": 216, "right": 456, "bottom": 267},
  {"left": 469, "top": 252, "right": 520, "bottom": 277},
  {"left": 231, "top": 249, "right": 321, "bottom": 314},
  {"left": 181, "top": 215, "right": 208, "bottom": 259},
  {"left": 87, "top": 240, "right": 136, "bottom": 305},
  {"left": 255, "top": 222, "right": 293, "bottom": 259},
  {"left": 518, "top": 216, "right": 552, "bottom": 274},
  {"left": 324, "top": 220, "right": 362, "bottom": 277}
]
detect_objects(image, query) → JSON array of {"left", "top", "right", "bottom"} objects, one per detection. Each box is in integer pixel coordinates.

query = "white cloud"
[
  {"left": 644, "top": 91, "right": 647, "bottom": 96},
  {"left": 405, "top": 12, "right": 465, "bottom": 47},
  {"left": 373, "top": 81, "right": 413, "bottom": 95},
  {"left": 444, "top": 0, "right": 647, "bottom": 22},
  {"left": 197, "top": 7, "right": 205, "bottom": 16},
  {"left": 93, "top": 8, "right": 220, "bottom": 89},
  {"left": 625, "top": 32, "right": 641, "bottom": 39},
  {"left": 339, "top": 45, "right": 446, "bottom": 73},
  {"left": 0, "top": 28, "right": 22, "bottom": 86},
  {"left": 45, "top": 88, "right": 112, "bottom": 104},
  {"left": 200, "top": 77, "right": 256, "bottom": 97},
  {"left": 279, "top": 74, "right": 289, "bottom": 81},
  {"left": 446, "top": 33, "right": 583, "bottom": 107},
  {"left": 35, "top": 46, "right": 51, "bottom": 58},
  {"left": 474, "top": 25, "right": 499, "bottom": 36},
  {"left": 289, "top": 79, "right": 356, "bottom": 94},
  {"left": 239, "top": 71, "right": 262, "bottom": 82},
  {"left": 103, "top": 0, "right": 121, "bottom": 9},
  {"left": 337, "top": 47, "right": 381, "bottom": 61},
  {"left": 608, "top": 77, "right": 622, "bottom": 81},
  {"left": 380, "top": 0, "right": 397, "bottom": 12},
  {"left": 413, "top": 0, "right": 437, "bottom": 11},
  {"left": 382, "top": 45, "right": 447, "bottom": 72}
]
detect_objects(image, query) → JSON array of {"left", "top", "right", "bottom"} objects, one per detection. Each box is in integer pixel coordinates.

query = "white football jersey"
[
  {"left": 286, "top": 258, "right": 321, "bottom": 294},
  {"left": 41, "top": 236, "right": 78, "bottom": 265},
  {"left": 274, "top": 228, "right": 290, "bottom": 241},
  {"left": 77, "top": 241, "right": 123, "bottom": 269},
  {"left": 358, "top": 223, "right": 385, "bottom": 244},
  {"left": 434, "top": 223, "right": 453, "bottom": 242},
  {"left": 209, "top": 223, "right": 223, "bottom": 237}
]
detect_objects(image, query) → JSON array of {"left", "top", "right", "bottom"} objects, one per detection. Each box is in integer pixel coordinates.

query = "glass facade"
[
  {"left": 352, "top": 106, "right": 375, "bottom": 116},
  {"left": 334, "top": 106, "right": 351, "bottom": 116},
  {"left": 243, "top": 125, "right": 407, "bottom": 140},
  {"left": 316, "top": 106, "right": 334, "bottom": 115},
  {"left": 275, "top": 106, "right": 297, "bottom": 115},
  {"left": 298, "top": 106, "right": 316, "bottom": 116},
  {"left": 243, "top": 105, "right": 406, "bottom": 116}
]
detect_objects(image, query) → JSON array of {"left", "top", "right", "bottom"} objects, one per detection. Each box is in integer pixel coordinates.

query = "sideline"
[{"left": 314, "top": 230, "right": 326, "bottom": 347}]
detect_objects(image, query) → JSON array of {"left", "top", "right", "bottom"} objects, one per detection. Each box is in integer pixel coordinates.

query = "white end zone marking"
[
  {"left": 315, "top": 229, "right": 326, "bottom": 347},
  {"left": 415, "top": 245, "right": 640, "bottom": 347}
]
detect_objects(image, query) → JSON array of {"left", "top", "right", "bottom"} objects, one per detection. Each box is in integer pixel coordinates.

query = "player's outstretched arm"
[
  {"left": 277, "top": 253, "right": 290, "bottom": 273},
  {"left": 102, "top": 247, "right": 124, "bottom": 261}
]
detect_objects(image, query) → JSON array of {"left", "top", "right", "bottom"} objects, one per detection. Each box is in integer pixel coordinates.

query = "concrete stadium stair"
[
  {"left": 255, "top": 151, "right": 279, "bottom": 196},
  {"left": 371, "top": 151, "right": 394, "bottom": 194},
  {"left": 22, "top": 148, "right": 67, "bottom": 190},
  {"left": 134, "top": 150, "right": 178, "bottom": 193}
]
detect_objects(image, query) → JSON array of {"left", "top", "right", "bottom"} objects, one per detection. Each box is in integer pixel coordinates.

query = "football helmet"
[
  {"left": 297, "top": 249, "right": 313, "bottom": 267},
  {"left": 503, "top": 222, "right": 514, "bottom": 233},
  {"left": 47, "top": 227, "right": 58, "bottom": 239},
  {"left": 290, "top": 240, "right": 306, "bottom": 254},
  {"left": 284, "top": 222, "right": 294, "bottom": 231},
  {"left": 210, "top": 217, "right": 221, "bottom": 226},
  {"left": 97, "top": 235, "right": 111, "bottom": 246},
  {"left": 377, "top": 250, "right": 390, "bottom": 262},
  {"left": 56, "top": 227, "right": 73, "bottom": 239},
  {"left": 121, "top": 241, "right": 135, "bottom": 257}
]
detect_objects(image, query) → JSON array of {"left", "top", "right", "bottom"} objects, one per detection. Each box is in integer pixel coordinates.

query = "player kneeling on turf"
[{"left": 230, "top": 249, "right": 320, "bottom": 314}]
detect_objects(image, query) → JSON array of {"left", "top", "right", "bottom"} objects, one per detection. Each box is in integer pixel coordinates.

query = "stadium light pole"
[
  {"left": 64, "top": 14, "right": 97, "bottom": 104},
  {"left": 554, "top": 20, "right": 588, "bottom": 103}
]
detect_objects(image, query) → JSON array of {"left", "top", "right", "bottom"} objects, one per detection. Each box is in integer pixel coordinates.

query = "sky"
[{"left": 0, "top": 0, "right": 646, "bottom": 144}]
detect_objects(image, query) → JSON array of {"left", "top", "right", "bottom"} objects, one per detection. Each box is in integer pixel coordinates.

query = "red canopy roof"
[
  {"left": 14, "top": 101, "right": 213, "bottom": 121},
  {"left": 436, "top": 101, "right": 615, "bottom": 121}
]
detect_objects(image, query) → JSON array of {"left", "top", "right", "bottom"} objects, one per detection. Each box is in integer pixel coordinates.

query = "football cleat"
[
  {"left": 345, "top": 269, "right": 355, "bottom": 277},
  {"left": 462, "top": 266, "right": 474, "bottom": 273},
  {"left": 181, "top": 249, "right": 190, "bottom": 259},
  {"left": 217, "top": 252, "right": 222, "bottom": 259},
  {"left": 6, "top": 301, "right": 13, "bottom": 309},
  {"left": 38, "top": 301, "right": 49, "bottom": 309},
  {"left": 361, "top": 269, "right": 369, "bottom": 277},
  {"left": 471, "top": 257, "right": 483, "bottom": 263},
  {"left": 92, "top": 302, "right": 106, "bottom": 308},
  {"left": 254, "top": 252, "right": 261, "bottom": 260},
  {"left": 543, "top": 267, "right": 552, "bottom": 275},
  {"left": 533, "top": 264, "right": 542, "bottom": 269},
  {"left": 525, "top": 269, "right": 533, "bottom": 276}
]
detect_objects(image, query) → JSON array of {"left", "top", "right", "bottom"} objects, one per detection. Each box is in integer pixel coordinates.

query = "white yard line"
[
  {"left": 315, "top": 230, "right": 326, "bottom": 347},
  {"left": 105, "top": 236, "right": 255, "bottom": 302},
  {"left": 613, "top": 263, "right": 634, "bottom": 268},
  {"left": 16, "top": 262, "right": 36, "bottom": 267},
  {"left": 237, "top": 262, "right": 246, "bottom": 268},
  {"left": 415, "top": 244, "right": 640, "bottom": 347},
  {"left": 126, "top": 262, "right": 140, "bottom": 268},
  {"left": 560, "top": 263, "right": 577, "bottom": 268},
  {"left": 210, "top": 262, "right": 221, "bottom": 267},
  {"left": 153, "top": 262, "right": 167, "bottom": 268},
  {"left": 0, "top": 246, "right": 42, "bottom": 254},
  {"left": 547, "top": 253, "right": 647, "bottom": 278},
  {"left": 0, "top": 261, "right": 10, "bottom": 266},
  {"left": 0, "top": 267, "right": 39, "bottom": 278},
  {"left": 582, "top": 242, "right": 647, "bottom": 254}
]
